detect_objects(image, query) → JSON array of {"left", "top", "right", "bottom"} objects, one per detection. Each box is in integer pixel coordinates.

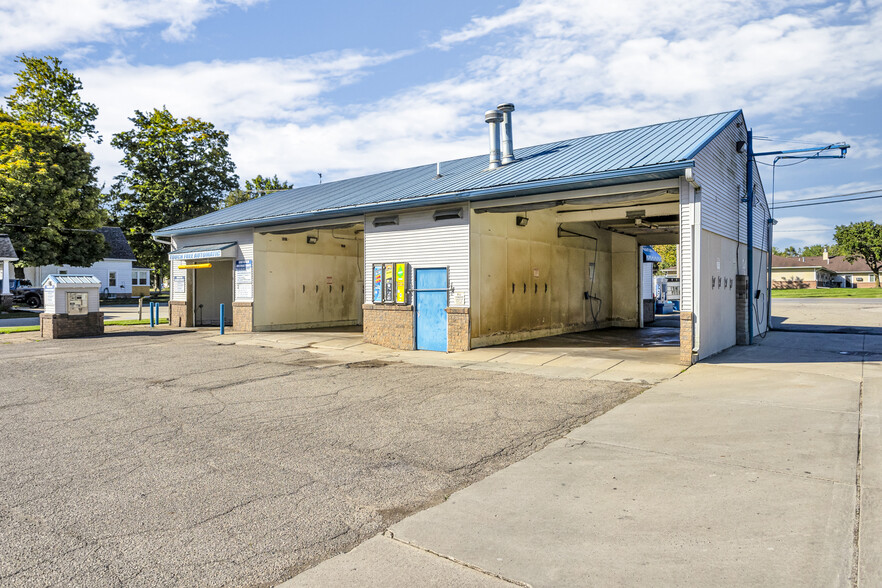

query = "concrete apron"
[
  {"left": 284, "top": 330, "right": 881, "bottom": 587},
  {"left": 204, "top": 329, "right": 685, "bottom": 386}
]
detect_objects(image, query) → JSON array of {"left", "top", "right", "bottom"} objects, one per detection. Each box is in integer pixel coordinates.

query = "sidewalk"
[
  {"left": 283, "top": 330, "right": 880, "bottom": 587},
  {"left": 206, "top": 327, "right": 684, "bottom": 385}
]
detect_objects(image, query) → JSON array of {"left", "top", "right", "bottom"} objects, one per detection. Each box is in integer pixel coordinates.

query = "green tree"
[
  {"left": 834, "top": 221, "right": 882, "bottom": 288},
  {"left": 0, "top": 113, "right": 107, "bottom": 268},
  {"left": 800, "top": 244, "right": 843, "bottom": 257},
  {"left": 224, "top": 174, "right": 292, "bottom": 207},
  {"left": 653, "top": 244, "right": 677, "bottom": 270},
  {"left": 5, "top": 54, "right": 101, "bottom": 144},
  {"left": 108, "top": 108, "right": 238, "bottom": 287}
]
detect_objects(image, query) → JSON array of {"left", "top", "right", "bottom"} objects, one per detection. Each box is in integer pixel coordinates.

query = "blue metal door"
[{"left": 415, "top": 268, "right": 448, "bottom": 352}]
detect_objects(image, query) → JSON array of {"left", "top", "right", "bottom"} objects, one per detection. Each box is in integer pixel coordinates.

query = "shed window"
[{"left": 108, "top": 272, "right": 117, "bottom": 287}]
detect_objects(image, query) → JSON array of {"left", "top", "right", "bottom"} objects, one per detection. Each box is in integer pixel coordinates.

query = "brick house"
[{"left": 772, "top": 250, "right": 877, "bottom": 288}]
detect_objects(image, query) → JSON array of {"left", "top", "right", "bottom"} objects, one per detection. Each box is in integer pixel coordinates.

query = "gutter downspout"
[
  {"left": 746, "top": 129, "right": 754, "bottom": 344},
  {"left": 682, "top": 170, "right": 701, "bottom": 359}
]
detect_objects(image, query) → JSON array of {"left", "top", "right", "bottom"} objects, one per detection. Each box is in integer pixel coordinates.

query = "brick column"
[
  {"left": 169, "top": 300, "right": 192, "bottom": 328},
  {"left": 232, "top": 302, "right": 253, "bottom": 332},
  {"left": 735, "top": 275, "right": 749, "bottom": 345},
  {"left": 446, "top": 307, "right": 470, "bottom": 353},
  {"left": 679, "top": 311, "right": 694, "bottom": 366}
]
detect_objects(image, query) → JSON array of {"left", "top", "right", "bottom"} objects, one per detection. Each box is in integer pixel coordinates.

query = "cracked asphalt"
[{"left": 0, "top": 330, "right": 646, "bottom": 587}]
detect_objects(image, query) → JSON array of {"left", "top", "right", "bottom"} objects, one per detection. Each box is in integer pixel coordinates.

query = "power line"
[
  {"left": 775, "top": 193, "right": 882, "bottom": 210},
  {"left": 775, "top": 188, "right": 882, "bottom": 205}
]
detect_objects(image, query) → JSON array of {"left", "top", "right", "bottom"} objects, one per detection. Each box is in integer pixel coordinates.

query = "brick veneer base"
[
  {"left": 446, "top": 307, "right": 470, "bottom": 353},
  {"left": 679, "top": 311, "right": 694, "bottom": 366},
  {"left": 233, "top": 302, "right": 253, "bottom": 332},
  {"left": 40, "top": 312, "right": 104, "bottom": 339},
  {"left": 363, "top": 304, "right": 414, "bottom": 350}
]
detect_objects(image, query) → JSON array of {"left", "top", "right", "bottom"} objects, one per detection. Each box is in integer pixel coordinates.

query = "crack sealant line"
[
  {"left": 851, "top": 335, "right": 865, "bottom": 588},
  {"left": 382, "top": 531, "right": 531, "bottom": 587}
]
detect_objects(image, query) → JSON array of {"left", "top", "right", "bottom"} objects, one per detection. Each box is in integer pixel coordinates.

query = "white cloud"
[
  {"left": 772, "top": 215, "right": 835, "bottom": 246},
  {"left": 22, "top": 0, "right": 882, "bottom": 194},
  {"left": 0, "top": 0, "right": 263, "bottom": 55}
]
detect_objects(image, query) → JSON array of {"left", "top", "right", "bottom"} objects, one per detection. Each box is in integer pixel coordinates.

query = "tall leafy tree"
[
  {"left": 109, "top": 108, "right": 238, "bottom": 287},
  {"left": 834, "top": 221, "right": 882, "bottom": 287},
  {"left": 0, "top": 113, "right": 107, "bottom": 268},
  {"left": 5, "top": 54, "right": 101, "bottom": 144},
  {"left": 224, "top": 174, "right": 292, "bottom": 207},
  {"left": 800, "top": 244, "right": 842, "bottom": 257},
  {"left": 652, "top": 244, "right": 677, "bottom": 270}
]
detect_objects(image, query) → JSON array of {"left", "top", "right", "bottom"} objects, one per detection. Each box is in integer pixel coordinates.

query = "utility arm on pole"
[{"left": 742, "top": 139, "right": 849, "bottom": 343}]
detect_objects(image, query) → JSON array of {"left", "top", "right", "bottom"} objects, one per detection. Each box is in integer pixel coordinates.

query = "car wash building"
[{"left": 154, "top": 107, "right": 771, "bottom": 365}]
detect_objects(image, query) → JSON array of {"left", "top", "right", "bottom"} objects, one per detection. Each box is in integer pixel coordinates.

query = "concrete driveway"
[
  {"left": 290, "top": 328, "right": 881, "bottom": 587},
  {"left": 0, "top": 330, "right": 645, "bottom": 587},
  {"left": 773, "top": 297, "right": 882, "bottom": 335}
]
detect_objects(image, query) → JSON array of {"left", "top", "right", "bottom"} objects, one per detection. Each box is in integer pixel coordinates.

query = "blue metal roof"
[
  {"left": 642, "top": 246, "right": 663, "bottom": 263},
  {"left": 156, "top": 110, "right": 741, "bottom": 237}
]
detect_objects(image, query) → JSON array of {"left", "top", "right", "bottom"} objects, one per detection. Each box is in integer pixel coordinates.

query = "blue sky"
[{"left": 1, "top": 0, "right": 880, "bottom": 250}]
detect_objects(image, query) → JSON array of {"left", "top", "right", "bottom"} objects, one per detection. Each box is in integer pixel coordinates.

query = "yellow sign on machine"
[{"left": 395, "top": 263, "right": 406, "bottom": 304}]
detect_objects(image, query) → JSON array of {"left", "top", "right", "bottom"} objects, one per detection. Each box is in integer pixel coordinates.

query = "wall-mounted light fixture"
[
  {"left": 516, "top": 215, "right": 529, "bottom": 227},
  {"left": 736, "top": 140, "right": 746, "bottom": 153},
  {"left": 306, "top": 235, "right": 318, "bottom": 244}
]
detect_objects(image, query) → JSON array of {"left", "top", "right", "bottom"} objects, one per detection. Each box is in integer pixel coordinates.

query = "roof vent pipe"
[
  {"left": 485, "top": 109, "right": 503, "bottom": 169},
  {"left": 497, "top": 103, "right": 515, "bottom": 164}
]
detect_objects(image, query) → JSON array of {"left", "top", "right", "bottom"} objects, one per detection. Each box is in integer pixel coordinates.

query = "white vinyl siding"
[
  {"left": 364, "top": 209, "right": 469, "bottom": 307},
  {"left": 693, "top": 115, "right": 771, "bottom": 248},
  {"left": 679, "top": 177, "right": 694, "bottom": 313}
]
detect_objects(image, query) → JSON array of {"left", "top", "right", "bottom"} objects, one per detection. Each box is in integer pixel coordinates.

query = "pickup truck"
[{"left": 10, "top": 279, "right": 43, "bottom": 308}]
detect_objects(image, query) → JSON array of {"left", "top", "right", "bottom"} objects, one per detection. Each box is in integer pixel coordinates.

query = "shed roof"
[
  {"left": 97, "top": 227, "right": 136, "bottom": 260},
  {"left": 0, "top": 234, "right": 17, "bottom": 260},
  {"left": 42, "top": 274, "right": 102, "bottom": 286},
  {"left": 155, "top": 110, "right": 742, "bottom": 237}
]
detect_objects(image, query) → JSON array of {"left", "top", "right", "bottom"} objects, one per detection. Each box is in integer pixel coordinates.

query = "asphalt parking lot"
[{"left": 0, "top": 330, "right": 645, "bottom": 587}]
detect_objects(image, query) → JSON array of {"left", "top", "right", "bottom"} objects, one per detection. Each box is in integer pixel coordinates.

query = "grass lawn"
[
  {"left": 772, "top": 288, "right": 882, "bottom": 298},
  {"left": 0, "top": 318, "right": 169, "bottom": 335},
  {"left": 0, "top": 310, "right": 39, "bottom": 319}
]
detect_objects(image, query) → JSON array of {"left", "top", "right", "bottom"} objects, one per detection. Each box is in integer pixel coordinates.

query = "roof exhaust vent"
[
  {"left": 485, "top": 109, "right": 503, "bottom": 169},
  {"left": 497, "top": 103, "right": 515, "bottom": 164}
]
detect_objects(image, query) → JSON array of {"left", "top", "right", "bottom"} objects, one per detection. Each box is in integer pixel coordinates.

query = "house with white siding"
[
  {"left": 154, "top": 108, "right": 771, "bottom": 364},
  {"left": 24, "top": 227, "right": 151, "bottom": 298}
]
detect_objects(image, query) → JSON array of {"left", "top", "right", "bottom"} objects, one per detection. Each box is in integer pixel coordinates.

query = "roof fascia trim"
[{"left": 154, "top": 161, "right": 693, "bottom": 237}]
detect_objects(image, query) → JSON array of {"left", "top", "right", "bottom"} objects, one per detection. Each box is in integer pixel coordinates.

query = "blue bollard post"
[
  {"left": 149, "top": 302, "right": 155, "bottom": 327},
  {"left": 155, "top": 302, "right": 161, "bottom": 326},
  {"left": 219, "top": 303, "right": 225, "bottom": 335}
]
